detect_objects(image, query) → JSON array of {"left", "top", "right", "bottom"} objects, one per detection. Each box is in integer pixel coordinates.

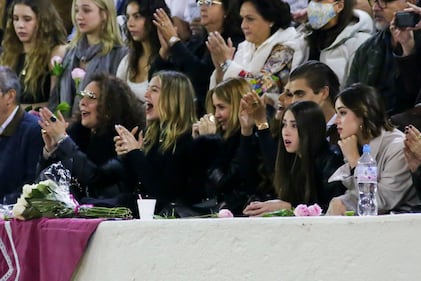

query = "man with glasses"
[
  {"left": 346, "top": 0, "right": 421, "bottom": 116},
  {"left": 0, "top": 66, "right": 43, "bottom": 205}
]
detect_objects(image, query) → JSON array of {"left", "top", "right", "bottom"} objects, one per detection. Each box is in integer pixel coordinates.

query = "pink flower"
[
  {"left": 294, "top": 204, "right": 310, "bottom": 216},
  {"left": 51, "top": 55, "right": 63, "bottom": 66},
  {"left": 307, "top": 203, "right": 322, "bottom": 216},
  {"left": 71, "top": 68, "right": 86, "bottom": 81},
  {"left": 218, "top": 209, "right": 234, "bottom": 218}
]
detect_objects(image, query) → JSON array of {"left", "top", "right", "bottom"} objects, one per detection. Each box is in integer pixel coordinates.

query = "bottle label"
[{"left": 356, "top": 166, "right": 377, "bottom": 184}]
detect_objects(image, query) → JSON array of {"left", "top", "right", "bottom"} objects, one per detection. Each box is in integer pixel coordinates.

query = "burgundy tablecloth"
[{"left": 0, "top": 218, "right": 102, "bottom": 281}]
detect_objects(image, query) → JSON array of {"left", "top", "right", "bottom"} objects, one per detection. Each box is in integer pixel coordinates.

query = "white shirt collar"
[
  {"left": 326, "top": 113, "right": 337, "bottom": 128},
  {"left": 0, "top": 106, "right": 19, "bottom": 135}
]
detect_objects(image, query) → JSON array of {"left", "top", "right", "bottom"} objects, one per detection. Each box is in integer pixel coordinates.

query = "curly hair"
[
  {"left": 70, "top": 0, "right": 123, "bottom": 55},
  {"left": 144, "top": 70, "right": 197, "bottom": 154},
  {"left": 0, "top": 0, "right": 67, "bottom": 99},
  {"left": 73, "top": 72, "right": 146, "bottom": 136},
  {"left": 125, "top": 0, "right": 170, "bottom": 81}
]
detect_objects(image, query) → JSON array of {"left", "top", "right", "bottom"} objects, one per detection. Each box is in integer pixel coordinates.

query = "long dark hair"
[
  {"left": 220, "top": 0, "right": 243, "bottom": 38},
  {"left": 125, "top": 0, "right": 170, "bottom": 81},
  {"left": 274, "top": 101, "right": 327, "bottom": 206},
  {"left": 335, "top": 83, "right": 394, "bottom": 140}
]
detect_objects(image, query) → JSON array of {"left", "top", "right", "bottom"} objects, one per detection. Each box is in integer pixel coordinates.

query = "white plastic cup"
[{"left": 137, "top": 199, "right": 156, "bottom": 220}]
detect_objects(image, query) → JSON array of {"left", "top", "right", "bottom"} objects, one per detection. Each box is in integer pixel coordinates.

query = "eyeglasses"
[
  {"left": 197, "top": 0, "right": 223, "bottom": 7},
  {"left": 77, "top": 90, "right": 97, "bottom": 100}
]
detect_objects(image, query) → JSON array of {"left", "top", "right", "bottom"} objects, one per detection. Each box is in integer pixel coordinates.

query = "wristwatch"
[
  {"left": 220, "top": 59, "right": 232, "bottom": 72},
  {"left": 168, "top": 36, "right": 181, "bottom": 47},
  {"left": 256, "top": 122, "right": 269, "bottom": 130}
]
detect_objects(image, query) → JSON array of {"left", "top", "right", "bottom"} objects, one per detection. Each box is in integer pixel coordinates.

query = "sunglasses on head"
[
  {"left": 77, "top": 90, "right": 97, "bottom": 100},
  {"left": 197, "top": 0, "right": 223, "bottom": 6}
]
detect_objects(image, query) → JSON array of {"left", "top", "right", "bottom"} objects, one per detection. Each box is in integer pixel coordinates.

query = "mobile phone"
[{"left": 395, "top": 11, "right": 420, "bottom": 28}]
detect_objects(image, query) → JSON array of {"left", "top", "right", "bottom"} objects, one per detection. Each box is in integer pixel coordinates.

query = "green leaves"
[{"left": 262, "top": 208, "right": 295, "bottom": 217}]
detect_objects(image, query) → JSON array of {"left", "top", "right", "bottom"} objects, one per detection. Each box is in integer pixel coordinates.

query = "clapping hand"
[
  {"left": 38, "top": 107, "right": 68, "bottom": 152},
  {"left": 404, "top": 125, "right": 421, "bottom": 172},
  {"left": 114, "top": 125, "right": 143, "bottom": 156},
  {"left": 192, "top": 113, "right": 217, "bottom": 138},
  {"left": 206, "top": 31, "right": 235, "bottom": 69}
]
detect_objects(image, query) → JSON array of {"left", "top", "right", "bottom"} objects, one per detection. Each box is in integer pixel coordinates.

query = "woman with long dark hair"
[
  {"left": 243, "top": 101, "right": 346, "bottom": 216},
  {"left": 116, "top": 0, "right": 170, "bottom": 102}
]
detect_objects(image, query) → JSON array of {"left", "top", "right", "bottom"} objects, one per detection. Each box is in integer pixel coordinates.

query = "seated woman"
[
  {"left": 0, "top": 0, "right": 67, "bottom": 110},
  {"left": 207, "top": 0, "right": 307, "bottom": 105},
  {"left": 192, "top": 78, "right": 263, "bottom": 215},
  {"left": 37, "top": 73, "right": 145, "bottom": 212},
  {"left": 151, "top": 0, "right": 244, "bottom": 116},
  {"left": 116, "top": 0, "right": 170, "bottom": 102},
  {"left": 114, "top": 70, "right": 202, "bottom": 216},
  {"left": 327, "top": 83, "right": 421, "bottom": 215},
  {"left": 49, "top": 0, "right": 127, "bottom": 114},
  {"left": 303, "top": 0, "right": 373, "bottom": 86},
  {"left": 243, "top": 101, "right": 346, "bottom": 216}
]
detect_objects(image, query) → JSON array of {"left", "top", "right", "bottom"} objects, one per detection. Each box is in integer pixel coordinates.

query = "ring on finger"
[
  {"left": 41, "top": 129, "right": 47, "bottom": 134},
  {"left": 50, "top": 115, "right": 57, "bottom": 122},
  {"left": 45, "top": 121, "right": 50, "bottom": 126}
]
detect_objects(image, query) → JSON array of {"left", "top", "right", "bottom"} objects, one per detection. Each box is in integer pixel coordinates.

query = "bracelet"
[
  {"left": 168, "top": 36, "right": 181, "bottom": 47},
  {"left": 56, "top": 134, "right": 68, "bottom": 145},
  {"left": 219, "top": 59, "right": 232, "bottom": 73},
  {"left": 256, "top": 122, "right": 269, "bottom": 131}
]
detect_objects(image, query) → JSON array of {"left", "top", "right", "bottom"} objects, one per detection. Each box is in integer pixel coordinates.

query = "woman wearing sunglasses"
[
  {"left": 37, "top": 73, "right": 145, "bottom": 212},
  {"left": 150, "top": 0, "right": 243, "bottom": 116}
]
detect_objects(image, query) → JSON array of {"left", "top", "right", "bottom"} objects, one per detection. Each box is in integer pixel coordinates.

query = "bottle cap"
[{"left": 362, "top": 144, "right": 370, "bottom": 153}]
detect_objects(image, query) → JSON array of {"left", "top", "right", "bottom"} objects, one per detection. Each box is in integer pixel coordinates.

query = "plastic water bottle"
[{"left": 356, "top": 144, "right": 378, "bottom": 216}]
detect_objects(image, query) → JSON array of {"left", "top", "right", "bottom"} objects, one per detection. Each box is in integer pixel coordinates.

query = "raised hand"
[{"left": 114, "top": 125, "right": 143, "bottom": 156}]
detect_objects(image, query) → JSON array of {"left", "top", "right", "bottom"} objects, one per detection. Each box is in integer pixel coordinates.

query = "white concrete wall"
[{"left": 72, "top": 215, "right": 421, "bottom": 281}]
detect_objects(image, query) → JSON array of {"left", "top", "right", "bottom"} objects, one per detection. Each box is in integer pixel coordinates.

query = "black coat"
[
  {"left": 123, "top": 132, "right": 203, "bottom": 214},
  {"left": 37, "top": 123, "right": 137, "bottom": 211},
  {"left": 191, "top": 131, "right": 261, "bottom": 215}
]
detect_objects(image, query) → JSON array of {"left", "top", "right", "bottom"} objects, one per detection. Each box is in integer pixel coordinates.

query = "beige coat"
[{"left": 328, "top": 129, "right": 420, "bottom": 213}]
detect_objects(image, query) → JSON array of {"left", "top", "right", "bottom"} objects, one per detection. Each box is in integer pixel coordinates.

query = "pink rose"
[
  {"left": 51, "top": 55, "right": 63, "bottom": 66},
  {"left": 294, "top": 204, "right": 310, "bottom": 216},
  {"left": 218, "top": 209, "right": 234, "bottom": 218},
  {"left": 71, "top": 68, "right": 86, "bottom": 80},
  {"left": 307, "top": 203, "right": 322, "bottom": 216}
]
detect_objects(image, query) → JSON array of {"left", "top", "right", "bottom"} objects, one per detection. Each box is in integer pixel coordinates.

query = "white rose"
[
  {"left": 16, "top": 196, "right": 28, "bottom": 207},
  {"left": 22, "top": 184, "right": 34, "bottom": 197},
  {"left": 12, "top": 204, "right": 26, "bottom": 220}
]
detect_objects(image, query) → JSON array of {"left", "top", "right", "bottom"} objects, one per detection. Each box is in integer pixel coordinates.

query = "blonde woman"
[
  {"left": 114, "top": 70, "right": 201, "bottom": 215},
  {"left": 49, "top": 0, "right": 127, "bottom": 114},
  {"left": 192, "top": 77, "right": 261, "bottom": 215},
  {"left": 0, "top": 0, "right": 67, "bottom": 110}
]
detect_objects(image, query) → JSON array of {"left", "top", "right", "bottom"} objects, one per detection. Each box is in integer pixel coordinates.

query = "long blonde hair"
[
  {"left": 144, "top": 71, "right": 197, "bottom": 154},
  {"left": 0, "top": 0, "right": 67, "bottom": 98},
  {"left": 205, "top": 77, "right": 250, "bottom": 139},
  {"left": 69, "top": 0, "right": 123, "bottom": 55}
]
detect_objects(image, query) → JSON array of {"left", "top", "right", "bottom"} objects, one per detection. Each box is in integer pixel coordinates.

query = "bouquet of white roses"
[{"left": 12, "top": 163, "right": 132, "bottom": 220}]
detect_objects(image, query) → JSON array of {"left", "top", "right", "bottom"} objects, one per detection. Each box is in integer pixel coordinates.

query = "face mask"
[{"left": 307, "top": 1, "right": 337, "bottom": 30}]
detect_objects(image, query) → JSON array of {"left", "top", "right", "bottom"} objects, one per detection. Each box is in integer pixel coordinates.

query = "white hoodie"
[{"left": 209, "top": 26, "right": 307, "bottom": 89}]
